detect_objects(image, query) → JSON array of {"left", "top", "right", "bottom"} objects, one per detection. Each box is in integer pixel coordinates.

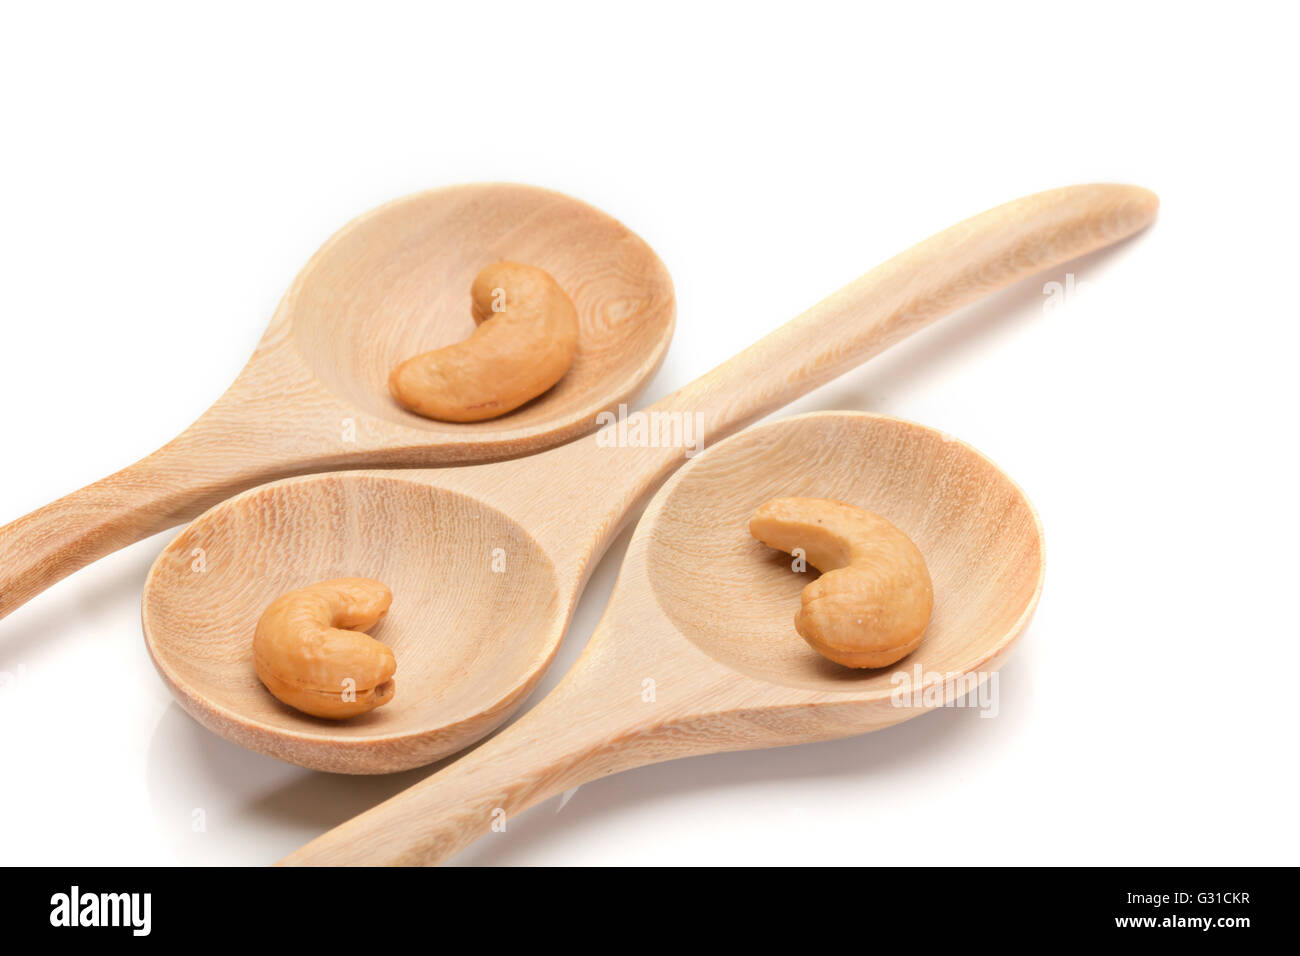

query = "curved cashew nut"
[
  {"left": 388, "top": 261, "right": 579, "bottom": 422},
  {"left": 749, "top": 498, "right": 933, "bottom": 668},
  {"left": 253, "top": 578, "right": 396, "bottom": 719}
]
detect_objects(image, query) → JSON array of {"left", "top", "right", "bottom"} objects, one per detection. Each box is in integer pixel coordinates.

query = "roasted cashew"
[
  {"left": 749, "top": 498, "right": 933, "bottom": 668},
  {"left": 388, "top": 261, "right": 579, "bottom": 422},
  {"left": 253, "top": 578, "right": 397, "bottom": 719}
]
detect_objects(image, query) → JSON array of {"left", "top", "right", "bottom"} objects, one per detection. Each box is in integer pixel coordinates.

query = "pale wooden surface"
[
  {"left": 140, "top": 184, "right": 1157, "bottom": 776},
  {"left": 280, "top": 412, "right": 1045, "bottom": 864},
  {"left": 0, "top": 183, "right": 675, "bottom": 621}
]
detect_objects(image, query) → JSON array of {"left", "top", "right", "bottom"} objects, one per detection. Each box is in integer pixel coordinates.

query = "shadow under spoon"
[
  {"left": 141, "top": 184, "right": 1157, "bottom": 775},
  {"left": 281, "top": 410, "right": 1044, "bottom": 864},
  {"left": 0, "top": 183, "right": 676, "bottom": 621}
]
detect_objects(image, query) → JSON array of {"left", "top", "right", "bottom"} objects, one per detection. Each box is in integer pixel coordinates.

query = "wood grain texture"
[
  {"left": 140, "top": 184, "right": 1156, "bottom": 776},
  {"left": 0, "top": 183, "right": 675, "bottom": 621},
  {"left": 279, "top": 411, "right": 1045, "bottom": 864}
]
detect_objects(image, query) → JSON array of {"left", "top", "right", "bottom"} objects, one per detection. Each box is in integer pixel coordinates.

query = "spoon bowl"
[
  {"left": 143, "top": 476, "right": 565, "bottom": 772},
  {"left": 140, "top": 184, "right": 1155, "bottom": 776},
  {"left": 647, "top": 414, "right": 1042, "bottom": 692},
  {"left": 287, "top": 184, "right": 675, "bottom": 435},
  {"left": 0, "top": 183, "right": 675, "bottom": 621},
  {"left": 283, "top": 412, "right": 1044, "bottom": 864}
]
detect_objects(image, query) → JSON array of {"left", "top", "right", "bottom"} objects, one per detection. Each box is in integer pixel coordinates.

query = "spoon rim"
[
  {"left": 637, "top": 410, "right": 1046, "bottom": 702},
  {"left": 261, "top": 180, "right": 677, "bottom": 450},
  {"left": 139, "top": 469, "right": 572, "bottom": 769}
]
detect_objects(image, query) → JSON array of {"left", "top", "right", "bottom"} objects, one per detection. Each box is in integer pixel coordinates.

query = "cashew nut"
[
  {"left": 388, "top": 261, "right": 579, "bottom": 422},
  {"left": 749, "top": 498, "right": 933, "bottom": 668},
  {"left": 253, "top": 578, "right": 397, "bottom": 719}
]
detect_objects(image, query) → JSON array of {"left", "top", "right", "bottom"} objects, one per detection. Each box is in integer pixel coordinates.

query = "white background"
[{"left": 1, "top": 2, "right": 1296, "bottom": 866}]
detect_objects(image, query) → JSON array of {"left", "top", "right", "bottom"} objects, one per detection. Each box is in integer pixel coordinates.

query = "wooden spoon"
[
  {"left": 0, "top": 184, "right": 676, "bottom": 621},
  {"left": 281, "top": 410, "right": 1044, "bottom": 865},
  {"left": 141, "top": 184, "right": 1156, "bottom": 774}
]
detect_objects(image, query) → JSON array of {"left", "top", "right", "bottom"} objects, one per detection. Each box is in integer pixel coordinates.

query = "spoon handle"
[
  {"left": 279, "top": 628, "right": 674, "bottom": 866},
  {"left": 663, "top": 183, "right": 1157, "bottom": 437},
  {"left": 0, "top": 421, "right": 281, "bottom": 621},
  {"left": 544, "top": 184, "right": 1156, "bottom": 560}
]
